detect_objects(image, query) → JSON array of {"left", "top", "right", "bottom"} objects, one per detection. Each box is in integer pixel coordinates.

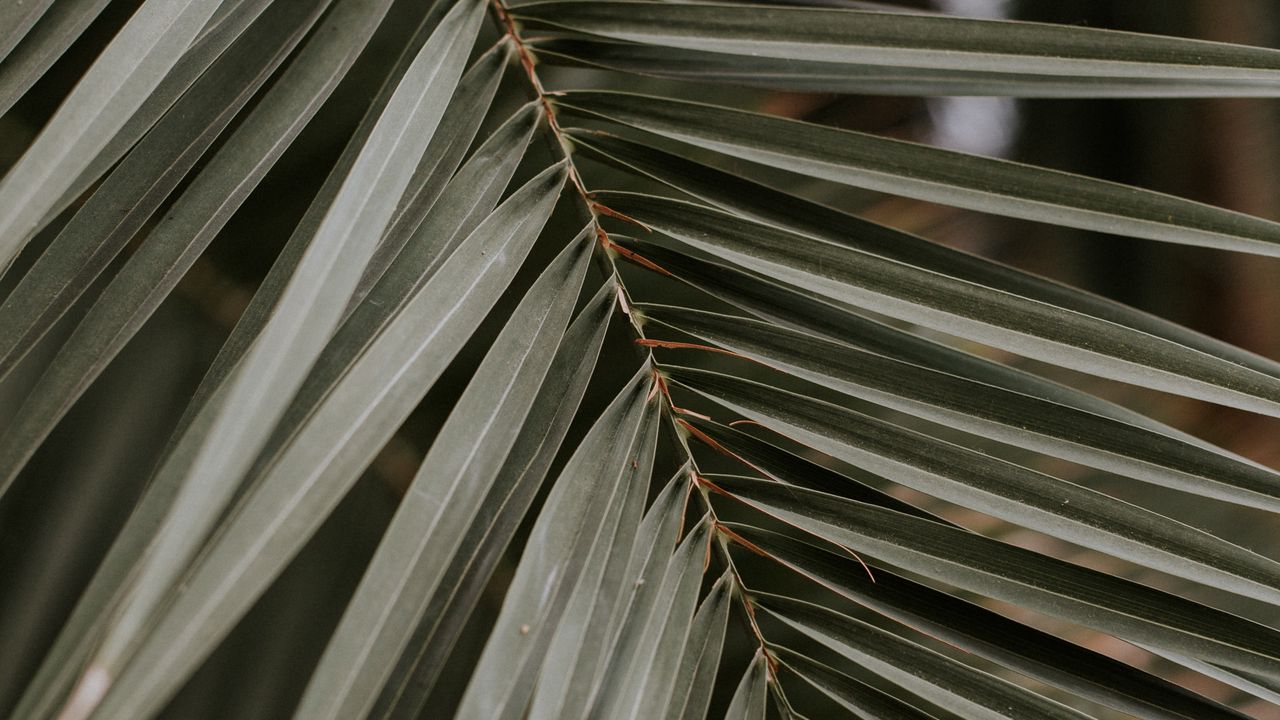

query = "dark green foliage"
[{"left": 1, "top": 1, "right": 1278, "bottom": 718}]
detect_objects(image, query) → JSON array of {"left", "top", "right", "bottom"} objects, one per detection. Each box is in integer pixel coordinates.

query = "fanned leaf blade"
[
  {"left": 530, "top": 468, "right": 686, "bottom": 720},
  {"left": 246, "top": 99, "right": 539, "bottom": 487},
  {"left": 646, "top": 304, "right": 1280, "bottom": 513},
  {"left": 368, "top": 281, "right": 617, "bottom": 720},
  {"left": 8, "top": 22, "right": 500, "bottom": 720},
  {"left": 668, "top": 367, "right": 1280, "bottom": 605},
  {"left": 598, "top": 192, "right": 1280, "bottom": 417},
  {"left": 57, "top": 0, "right": 286, "bottom": 220},
  {"left": 533, "top": 38, "right": 1280, "bottom": 97},
  {"left": 560, "top": 92, "right": 1280, "bottom": 257},
  {"left": 293, "top": 234, "right": 592, "bottom": 720},
  {"left": 351, "top": 40, "right": 517, "bottom": 310},
  {"left": 453, "top": 366, "right": 660, "bottom": 720},
  {"left": 610, "top": 232, "right": 1218, "bottom": 452},
  {"left": 81, "top": 5, "right": 489, "bottom": 711},
  {"left": 0, "top": 0, "right": 231, "bottom": 261},
  {"left": 170, "top": 22, "right": 508, "bottom": 446},
  {"left": 755, "top": 594, "right": 1091, "bottom": 720},
  {"left": 0, "top": 0, "right": 395, "bottom": 499},
  {"left": 709, "top": 474, "right": 1280, "bottom": 681},
  {"left": 574, "top": 471, "right": 691, "bottom": 719},
  {"left": 519, "top": 1, "right": 1280, "bottom": 87},
  {"left": 5, "top": 2, "right": 1278, "bottom": 720},
  {"left": 743, "top": 526, "right": 1249, "bottom": 720},
  {"left": 725, "top": 650, "right": 769, "bottom": 720},
  {"left": 75, "top": 159, "right": 562, "bottom": 720},
  {"left": 0, "top": 0, "right": 333, "bottom": 384},
  {"left": 1142, "top": 649, "right": 1280, "bottom": 708},
  {"left": 575, "top": 129, "right": 1280, "bottom": 384},
  {"left": 682, "top": 417, "right": 950, "bottom": 527},
  {"left": 590, "top": 515, "right": 712, "bottom": 720},
  {"left": 0, "top": 0, "right": 112, "bottom": 116},
  {"left": 773, "top": 647, "right": 939, "bottom": 720},
  {"left": 0, "top": 0, "right": 57, "bottom": 66},
  {"left": 664, "top": 572, "right": 731, "bottom": 720}
]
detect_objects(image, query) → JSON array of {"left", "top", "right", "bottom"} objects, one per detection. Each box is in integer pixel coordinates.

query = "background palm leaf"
[{"left": 1, "top": 1, "right": 1279, "bottom": 718}]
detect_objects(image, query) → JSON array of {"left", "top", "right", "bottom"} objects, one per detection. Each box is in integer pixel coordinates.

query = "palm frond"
[{"left": 3, "top": 0, "right": 1280, "bottom": 718}]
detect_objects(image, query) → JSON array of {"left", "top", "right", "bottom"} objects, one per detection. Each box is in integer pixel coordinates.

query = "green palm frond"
[{"left": 2, "top": 1, "right": 1279, "bottom": 718}]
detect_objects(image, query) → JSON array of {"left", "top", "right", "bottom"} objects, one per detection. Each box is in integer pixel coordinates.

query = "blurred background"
[{"left": 2, "top": 1, "right": 1279, "bottom": 717}]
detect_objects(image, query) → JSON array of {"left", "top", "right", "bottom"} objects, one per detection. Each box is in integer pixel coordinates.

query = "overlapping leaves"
[{"left": 3, "top": 0, "right": 1280, "bottom": 719}]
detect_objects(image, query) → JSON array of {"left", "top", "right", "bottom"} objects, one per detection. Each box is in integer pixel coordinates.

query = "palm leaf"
[
  {"left": 648, "top": 307, "right": 1280, "bottom": 512},
  {"left": 664, "top": 571, "right": 732, "bottom": 720},
  {"left": 773, "top": 647, "right": 941, "bottom": 720},
  {"left": 710, "top": 474, "right": 1280, "bottom": 680},
  {"left": 0, "top": 0, "right": 233, "bottom": 263},
  {"left": 529, "top": 468, "right": 687, "bottom": 719},
  {"left": 741, "top": 525, "right": 1248, "bottom": 720},
  {"left": 519, "top": 1, "right": 1280, "bottom": 86},
  {"left": 0, "top": 0, "right": 112, "bottom": 115},
  {"left": 80, "top": 162, "right": 566, "bottom": 720},
  {"left": 3, "top": 1, "right": 1280, "bottom": 718},
  {"left": 294, "top": 234, "right": 591, "bottom": 719},
  {"left": 368, "top": 281, "right": 616, "bottom": 720},
  {"left": 603, "top": 192, "right": 1280, "bottom": 413},
  {"left": 0, "top": 0, "right": 394, "bottom": 497},
  {"left": 561, "top": 92, "right": 1280, "bottom": 256},
  {"left": 756, "top": 593, "right": 1091, "bottom": 720},
  {"left": 452, "top": 365, "right": 660, "bottom": 719},
  {"left": 724, "top": 650, "right": 770, "bottom": 720},
  {"left": 0, "top": 0, "right": 332, "bottom": 384}
]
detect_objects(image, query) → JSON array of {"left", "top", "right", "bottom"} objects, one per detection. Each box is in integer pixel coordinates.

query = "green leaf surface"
[
  {"left": 710, "top": 474, "right": 1280, "bottom": 681},
  {"left": 756, "top": 594, "right": 1090, "bottom": 720},
  {"left": 168, "top": 7, "right": 499, "bottom": 444},
  {"left": 590, "top": 515, "right": 711, "bottom": 720},
  {"left": 11, "top": 21, "right": 495, "bottom": 718},
  {"left": 0, "top": 0, "right": 333, "bottom": 385},
  {"left": 349, "top": 39, "right": 516, "bottom": 311},
  {"left": 598, "top": 192, "right": 1280, "bottom": 417},
  {"left": 453, "top": 366, "right": 660, "bottom": 720},
  {"left": 529, "top": 468, "right": 685, "bottom": 720},
  {"left": 561, "top": 92, "right": 1280, "bottom": 257},
  {"left": 0, "top": 0, "right": 111, "bottom": 116},
  {"left": 669, "top": 367, "right": 1280, "bottom": 604},
  {"left": 77, "top": 157, "right": 559, "bottom": 720},
  {"left": 127, "top": 0, "right": 486, "bottom": 612},
  {"left": 610, "top": 232, "right": 1220, "bottom": 453},
  {"left": 532, "top": 464, "right": 655, "bottom": 720},
  {"left": 80, "top": 4, "right": 487, "bottom": 709},
  {"left": 664, "top": 572, "right": 731, "bottom": 720},
  {"left": 5, "top": 2, "right": 1278, "bottom": 719},
  {"left": 575, "top": 130, "right": 1280, "bottom": 384},
  {"left": 246, "top": 99, "right": 538, "bottom": 487},
  {"left": 0, "top": 0, "right": 56, "bottom": 66},
  {"left": 366, "top": 281, "right": 615, "bottom": 720},
  {"left": 725, "top": 650, "right": 769, "bottom": 720},
  {"left": 681, "top": 417, "right": 950, "bottom": 527},
  {"left": 773, "top": 647, "right": 939, "bottom": 720},
  {"left": 1144, "top": 650, "right": 1280, "bottom": 708},
  {"left": 519, "top": 1, "right": 1280, "bottom": 86},
  {"left": 293, "top": 233, "right": 592, "bottom": 720},
  {"left": 45, "top": 0, "right": 283, "bottom": 229},
  {"left": 0, "top": 0, "right": 391, "bottom": 499},
  {"left": 590, "top": 466, "right": 688, "bottom": 713},
  {"left": 743, "top": 526, "right": 1249, "bottom": 720},
  {"left": 533, "top": 38, "right": 1280, "bottom": 97},
  {"left": 646, "top": 304, "right": 1280, "bottom": 513},
  {"left": 0, "top": 0, "right": 234, "bottom": 262}
]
